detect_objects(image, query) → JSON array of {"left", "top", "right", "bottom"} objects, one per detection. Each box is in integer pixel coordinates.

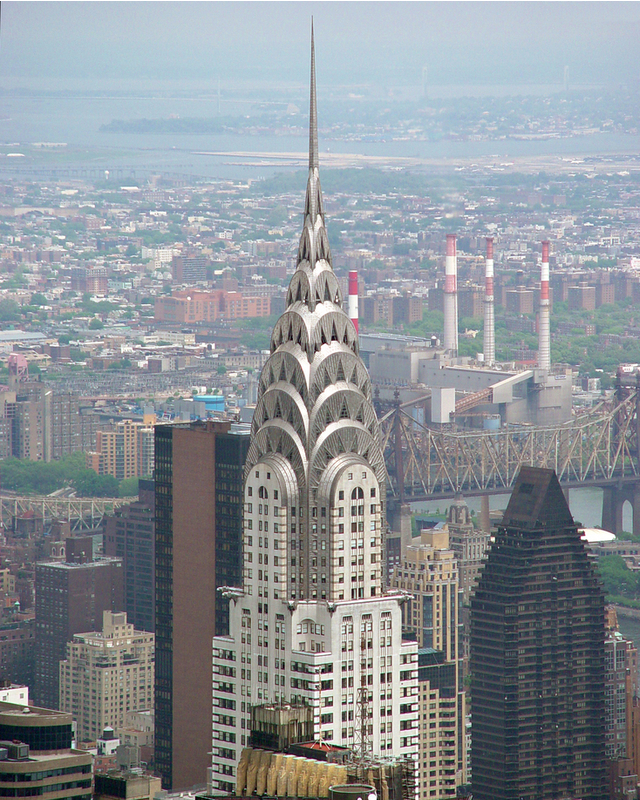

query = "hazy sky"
[{"left": 2, "top": 2, "right": 640, "bottom": 88}]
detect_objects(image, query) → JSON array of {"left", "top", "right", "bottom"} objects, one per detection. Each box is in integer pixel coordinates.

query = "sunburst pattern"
[{"left": 246, "top": 30, "right": 385, "bottom": 500}]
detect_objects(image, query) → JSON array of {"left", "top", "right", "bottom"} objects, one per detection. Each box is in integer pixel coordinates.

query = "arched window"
[
  {"left": 259, "top": 486, "right": 269, "bottom": 499},
  {"left": 351, "top": 487, "right": 364, "bottom": 500}
]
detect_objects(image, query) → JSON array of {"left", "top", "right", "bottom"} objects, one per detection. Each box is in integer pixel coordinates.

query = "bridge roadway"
[
  {"left": 379, "top": 374, "right": 640, "bottom": 535},
  {"left": 0, "top": 494, "right": 133, "bottom": 533}
]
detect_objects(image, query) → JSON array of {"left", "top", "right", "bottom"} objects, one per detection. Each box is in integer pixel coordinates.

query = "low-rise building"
[{"left": 0, "top": 701, "right": 92, "bottom": 800}]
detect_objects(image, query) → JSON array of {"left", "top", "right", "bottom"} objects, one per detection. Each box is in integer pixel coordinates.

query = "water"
[
  {"left": 618, "top": 615, "right": 640, "bottom": 650},
  {"left": 2, "top": 88, "right": 640, "bottom": 181},
  {"left": 411, "top": 486, "right": 625, "bottom": 531}
]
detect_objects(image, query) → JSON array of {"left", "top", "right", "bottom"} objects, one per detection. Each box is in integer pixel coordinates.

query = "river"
[{"left": 2, "top": 84, "right": 640, "bottom": 180}]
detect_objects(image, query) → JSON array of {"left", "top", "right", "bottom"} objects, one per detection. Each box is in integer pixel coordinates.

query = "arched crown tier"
[{"left": 250, "top": 26, "right": 386, "bottom": 498}]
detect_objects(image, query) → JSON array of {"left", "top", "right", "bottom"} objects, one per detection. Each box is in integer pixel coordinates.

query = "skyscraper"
[
  {"left": 59, "top": 611, "right": 154, "bottom": 744},
  {"left": 389, "top": 529, "right": 465, "bottom": 798},
  {"left": 471, "top": 466, "right": 606, "bottom": 800},
  {"left": 154, "top": 420, "right": 250, "bottom": 790},
  {"left": 34, "top": 544, "right": 124, "bottom": 710},
  {"left": 104, "top": 479, "right": 155, "bottom": 633},
  {"left": 210, "top": 30, "right": 419, "bottom": 796}
]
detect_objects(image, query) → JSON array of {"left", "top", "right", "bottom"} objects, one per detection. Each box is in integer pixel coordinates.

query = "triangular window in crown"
[
  {"left": 279, "top": 361, "right": 287, "bottom": 382},
  {"left": 296, "top": 282, "right": 302, "bottom": 302},
  {"left": 339, "top": 399, "right": 349, "bottom": 420},
  {"left": 336, "top": 361, "right": 346, "bottom": 382},
  {"left": 356, "top": 407, "right": 364, "bottom": 423},
  {"left": 331, "top": 322, "right": 338, "bottom": 342},
  {"left": 325, "top": 408, "right": 332, "bottom": 427},
  {"left": 324, "top": 282, "right": 331, "bottom": 302},
  {"left": 324, "top": 370, "right": 331, "bottom": 389}
]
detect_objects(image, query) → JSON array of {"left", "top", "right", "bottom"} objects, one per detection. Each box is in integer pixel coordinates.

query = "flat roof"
[{"left": 0, "top": 331, "right": 46, "bottom": 343}]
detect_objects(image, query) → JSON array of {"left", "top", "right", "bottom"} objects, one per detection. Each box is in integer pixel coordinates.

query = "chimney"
[
  {"left": 348, "top": 270, "right": 359, "bottom": 334},
  {"left": 538, "top": 241, "right": 551, "bottom": 370},
  {"left": 483, "top": 237, "right": 495, "bottom": 367},
  {"left": 444, "top": 234, "right": 458, "bottom": 355}
]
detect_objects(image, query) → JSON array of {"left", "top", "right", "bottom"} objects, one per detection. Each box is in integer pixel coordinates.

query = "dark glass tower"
[{"left": 471, "top": 466, "right": 606, "bottom": 800}]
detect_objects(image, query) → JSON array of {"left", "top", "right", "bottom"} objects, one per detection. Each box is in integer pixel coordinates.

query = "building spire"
[{"left": 309, "top": 19, "right": 319, "bottom": 171}]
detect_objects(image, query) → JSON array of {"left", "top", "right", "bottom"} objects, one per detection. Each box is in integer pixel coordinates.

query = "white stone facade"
[{"left": 210, "top": 34, "right": 419, "bottom": 796}]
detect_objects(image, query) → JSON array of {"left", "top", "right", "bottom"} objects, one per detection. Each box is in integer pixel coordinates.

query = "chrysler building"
[{"left": 210, "top": 30, "right": 419, "bottom": 794}]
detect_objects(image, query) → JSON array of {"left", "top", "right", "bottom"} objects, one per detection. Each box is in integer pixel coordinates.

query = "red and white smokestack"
[
  {"left": 483, "top": 237, "right": 495, "bottom": 367},
  {"left": 348, "top": 270, "right": 359, "bottom": 334},
  {"left": 538, "top": 241, "right": 551, "bottom": 370},
  {"left": 444, "top": 234, "right": 458, "bottom": 355}
]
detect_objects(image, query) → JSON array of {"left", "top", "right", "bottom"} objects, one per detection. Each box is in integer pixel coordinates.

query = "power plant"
[
  {"left": 482, "top": 237, "right": 495, "bottom": 368},
  {"left": 443, "top": 233, "right": 459, "bottom": 355},
  {"left": 538, "top": 240, "right": 551, "bottom": 371},
  {"left": 363, "top": 235, "right": 572, "bottom": 431}
]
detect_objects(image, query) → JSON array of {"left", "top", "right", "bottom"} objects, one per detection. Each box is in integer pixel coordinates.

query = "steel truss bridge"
[
  {"left": 378, "top": 373, "right": 640, "bottom": 506},
  {"left": 0, "top": 495, "right": 133, "bottom": 533}
]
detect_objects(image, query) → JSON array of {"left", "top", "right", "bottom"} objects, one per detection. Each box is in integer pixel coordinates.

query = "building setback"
[
  {"left": 471, "top": 466, "right": 606, "bottom": 800},
  {"left": 59, "top": 611, "right": 154, "bottom": 744},
  {"left": 34, "top": 543, "right": 124, "bottom": 710},
  {"left": 154, "top": 420, "right": 249, "bottom": 790},
  {"left": 104, "top": 479, "right": 155, "bottom": 633},
  {"left": 390, "top": 529, "right": 465, "bottom": 797},
  {"left": 210, "top": 33, "right": 419, "bottom": 797},
  {"left": 0, "top": 701, "right": 92, "bottom": 800}
]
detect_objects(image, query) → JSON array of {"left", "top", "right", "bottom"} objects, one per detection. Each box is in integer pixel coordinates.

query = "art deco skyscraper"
[
  {"left": 471, "top": 466, "right": 606, "bottom": 800},
  {"left": 210, "top": 30, "right": 419, "bottom": 795}
]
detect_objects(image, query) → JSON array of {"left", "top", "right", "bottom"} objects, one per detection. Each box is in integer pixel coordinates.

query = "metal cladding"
[
  {"left": 483, "top": 237, "right": 495, "bottom": 367},
  {"left": 539, "top": 240, "right": 551, "bottom": 370},
  {"left": 348, "top": 270, "right": 359, "bottom": 334},
  {"left": 245, "top": 25, "right": 386, "bottom": 498},
  {"left": 443, "top": 233, "right": 458, "bottom": 355}
]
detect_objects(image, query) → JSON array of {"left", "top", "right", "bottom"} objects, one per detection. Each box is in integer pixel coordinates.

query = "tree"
[
  {"left": 89, "top": 317, "right": 104, "bottom": 330},
  {"left": 598, "top": 555, "right": 637, "bottom": 599},
  {"left": 73, "top": 471, "right": 118, "bottom": 497},
  {"left": 30, "top": 292, "right": 47, "bottom": 306},
  {"left": 0, "top": 299, "right": 21, "bottom": 322},
  {"left": 119, "top": 477, "right": 139, "bottom": 497}
]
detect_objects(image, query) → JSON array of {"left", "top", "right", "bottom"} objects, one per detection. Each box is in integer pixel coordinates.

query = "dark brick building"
[
  {"left": 104, "top": 479, "right": 155, "bottom": 633},
  {"left": 154, "top": 420, "right": 250, "bottom": 790},
  {"left": 34, "top": 542, "right": 124, "bottom": 710}
]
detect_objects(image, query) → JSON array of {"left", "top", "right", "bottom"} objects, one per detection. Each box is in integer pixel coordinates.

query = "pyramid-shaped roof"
[{"left": 501, "top": 466, "right": 574, "bottom": 530}]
